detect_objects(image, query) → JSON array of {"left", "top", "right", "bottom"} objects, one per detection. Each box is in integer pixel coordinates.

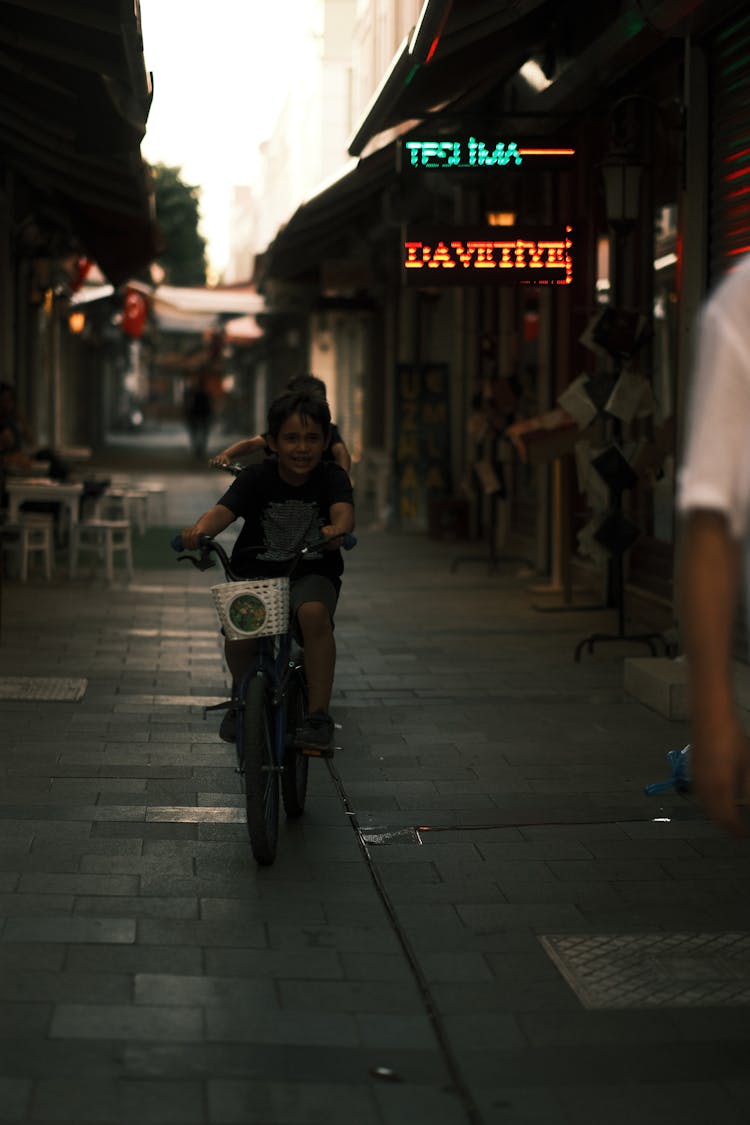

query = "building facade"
[
  {"left": 0, "top": 1, "right": 159, "bottom": 455},
  {"left": 252, "top": 0, "right": 750, "bottom": 635}
]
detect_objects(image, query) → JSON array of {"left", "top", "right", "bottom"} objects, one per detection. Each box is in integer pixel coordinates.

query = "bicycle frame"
[
  {"left": 172, "top": 527, "right": 354, "bottom": 863},
  {"left": 238, "top": 628, "right": 299, "bottom": 768}
]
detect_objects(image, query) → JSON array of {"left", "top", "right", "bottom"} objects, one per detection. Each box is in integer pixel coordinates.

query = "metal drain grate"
[
  {"left": 0, "top": 676, "right": 87, "bottom": 702},
  {"left": 540, "top": 931, "right": 750, "bottom": 1009},
  {"left": 360, "top": 827, "right": 421, "bottom": 845}
]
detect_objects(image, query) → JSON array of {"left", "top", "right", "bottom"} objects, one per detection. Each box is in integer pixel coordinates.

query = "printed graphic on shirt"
[{"left": 259, "top": 499, "right": 324, "bottom": 561}]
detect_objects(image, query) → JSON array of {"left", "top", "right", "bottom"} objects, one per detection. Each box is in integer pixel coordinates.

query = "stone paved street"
[{"left": 2, "top": 437, "right": 750, "bottom": 1124}]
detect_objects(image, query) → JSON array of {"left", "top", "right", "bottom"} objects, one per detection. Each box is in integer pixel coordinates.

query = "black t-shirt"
[{"left": 218, "top": 459, "right": 354, "bottom": 582}]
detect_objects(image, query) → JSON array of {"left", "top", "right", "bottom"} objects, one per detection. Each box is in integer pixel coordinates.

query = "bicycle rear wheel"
[
  {"left": 241, "top": 675, "right": 279, "bottom": 865},
  {"left": 281, "top": 667, "right": 309, "bottom": 818}
]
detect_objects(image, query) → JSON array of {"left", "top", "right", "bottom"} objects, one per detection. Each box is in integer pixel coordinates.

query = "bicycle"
[{"left": 171, "top": 528, "right": 355, "bottom": 865}]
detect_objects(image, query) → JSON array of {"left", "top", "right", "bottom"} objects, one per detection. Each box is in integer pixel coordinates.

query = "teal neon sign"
[{"left": 401, "top": 138, "right": 575, "bottom": 170}]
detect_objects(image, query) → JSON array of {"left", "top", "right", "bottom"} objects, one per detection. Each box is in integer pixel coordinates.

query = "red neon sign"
[{"left": 402, "top": 226, "right": 573, "bottom": 286}]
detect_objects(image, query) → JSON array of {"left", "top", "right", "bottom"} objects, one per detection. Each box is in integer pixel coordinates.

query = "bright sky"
[{"left": 139, "top": 0, "right": 312, "bottom": 277}]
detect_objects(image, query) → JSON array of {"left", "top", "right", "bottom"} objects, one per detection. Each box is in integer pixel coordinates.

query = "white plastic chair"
[
  {"left": 95, "top": 488, "right": 148, "bottom": 535},
  {"left": 1, "top": 514, "right": 55, "bottom": 581},
  {"left": 69, "top": 519, "right": 133, "bottom": 582}
]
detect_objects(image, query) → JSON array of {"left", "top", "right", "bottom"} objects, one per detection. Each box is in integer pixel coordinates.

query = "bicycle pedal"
[{"left": 300, "top": 745, "right": 335, "bottom": 759}]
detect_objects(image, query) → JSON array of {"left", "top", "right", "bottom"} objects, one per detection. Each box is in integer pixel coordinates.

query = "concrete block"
[
  {"left": 623, "top": 657, "right": 689, "bottom": 719},
  {"left": 625, "top": 656, "right": 750, "bottom": 721}
]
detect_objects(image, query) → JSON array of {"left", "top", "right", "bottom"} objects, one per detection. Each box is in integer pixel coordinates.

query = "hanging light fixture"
[{"left": 601, "top": 151, "right": 643, "bottom": 233}]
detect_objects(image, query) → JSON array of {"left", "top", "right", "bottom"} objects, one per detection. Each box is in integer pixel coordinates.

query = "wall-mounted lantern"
[{"left": 601, "top": 152, "right": 643, "bottom": 234}]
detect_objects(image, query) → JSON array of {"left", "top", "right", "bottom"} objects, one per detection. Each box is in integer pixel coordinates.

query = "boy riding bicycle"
[{"left": 179, "top": 389, "right": 355, "bottom": 755}]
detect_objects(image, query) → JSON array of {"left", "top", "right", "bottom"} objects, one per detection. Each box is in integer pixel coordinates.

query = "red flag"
[{"left": 122, "top": 287, "right": 148, "bottom": 337}]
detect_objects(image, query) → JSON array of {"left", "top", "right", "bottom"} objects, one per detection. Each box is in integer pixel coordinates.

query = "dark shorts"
[{"left": 290, "top": 574, "right": 339, "bottom": 640}]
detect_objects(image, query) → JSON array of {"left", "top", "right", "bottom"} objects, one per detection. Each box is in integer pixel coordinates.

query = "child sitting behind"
[
  {"left": 180, "top": 389, "right": 355, "bottom": 755},
  {"left": 211, "top": 373, "right": 352, "bottom": 473}
]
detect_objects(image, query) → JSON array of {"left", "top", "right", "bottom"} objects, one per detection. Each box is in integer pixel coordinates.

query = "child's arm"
[
  {"left": 320, "top": 501, "right": 355, "bottom": 547},
  {"left": 331, "top": 437, "right": 352, "bottom": 474},
  {"left": 180, "top": 504, "right": 236, "bottom": 549},
  {"left": 209, "top": 435, "right": 265, "bottom": 466}
]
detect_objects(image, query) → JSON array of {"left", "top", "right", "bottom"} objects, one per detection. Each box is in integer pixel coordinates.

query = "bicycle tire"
[
  {"left": 281, "top": 667, "right": 309, "bottom": 818},
  {"left": 241, "top": 675, "right": 279, "bottom": 865}
]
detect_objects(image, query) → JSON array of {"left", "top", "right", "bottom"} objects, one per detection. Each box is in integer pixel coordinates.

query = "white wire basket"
[{"left": 210, "top": 577, "right": 290, "bottom": 640}]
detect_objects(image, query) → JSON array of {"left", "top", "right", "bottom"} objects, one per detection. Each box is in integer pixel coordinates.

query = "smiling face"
[{"left": 267, "top": 412, "right": 327, "bottom": 484}]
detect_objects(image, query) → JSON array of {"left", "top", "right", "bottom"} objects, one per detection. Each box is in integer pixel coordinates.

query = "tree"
[{"left": 151, "top": 163, "right": 207, "bottom": 286}]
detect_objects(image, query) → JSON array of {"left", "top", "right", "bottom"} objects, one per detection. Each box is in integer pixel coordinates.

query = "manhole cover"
[
  {"left": 0, "top": 677, "right": 87, "bottom": 702},
  {"left": 540, "top": 931, "right": 750, "bottom": 1009}
]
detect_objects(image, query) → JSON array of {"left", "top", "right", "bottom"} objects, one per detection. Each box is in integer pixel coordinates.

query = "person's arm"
[
  {"left": 180, "top": 503, "right": 236, "bottom": 549},
  {"left": 209, "top": 435, "right": 265, "bottom": 467},
  {"left": 679, "top": 508, "right": 750, "bottom": 835},
  {"left": 321, "top": 501, "right": 355, "bottom": 547},
  {"left": 331, "top": 439, "right": 352, "bottom": 474}
]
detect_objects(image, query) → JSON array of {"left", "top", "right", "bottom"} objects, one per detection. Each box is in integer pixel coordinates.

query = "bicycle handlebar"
[
  {"left": 170, "top": 532, "right": 356, "bottom": 554},
  {"left": 170, "top": 531, "right": 357, "bottom": 580}
]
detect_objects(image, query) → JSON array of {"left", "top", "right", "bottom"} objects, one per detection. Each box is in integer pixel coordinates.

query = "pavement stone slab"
[
  {"left": 50, "top": 1002, "right": 204, "bottom": 1042},
  {"left": 2, "top": 916, "right": 136, "bottom": 943},
  {"left": 206, "top": 1079, "right": 382, "bottom": 1125},
  {"left": 3, "top": 477, "right": 750, "bottom": 1124}
]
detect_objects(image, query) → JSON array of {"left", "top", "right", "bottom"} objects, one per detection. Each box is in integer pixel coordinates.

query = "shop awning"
[
  {"left": 348, "top": 0, "right": 745, "bottom": 159},
  {"left": 1, "top": 0, "right": 160, "bottom": 283},
  {"left": 348, "top": 0, "right": 551, "bottom": 156},
  {"left": 257, "top": 146, "right": 396, "bottom": 286},
  {"left": 152, "top": 285, "right": 265, "bottom": 332},
  {"left": 506, "top": 0, "right": 744, "bottom": 118},
  {"left": 224, "top": 315, "right": 263, "bottom": 346}
]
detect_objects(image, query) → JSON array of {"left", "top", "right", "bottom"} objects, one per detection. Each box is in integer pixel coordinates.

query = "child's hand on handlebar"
[
  {"left": 179, "top": 525, "right": 204, "bottom": 550},
  {"left": 208, "top": 454, "right": 230, "bottom": 468},
  {"left": 320, "top": 525, "right": 348, "bottom": 549}
]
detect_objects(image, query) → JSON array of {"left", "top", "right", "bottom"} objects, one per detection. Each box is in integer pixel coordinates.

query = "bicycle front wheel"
[
  {"left": 241, "top": 675, "right": 279, "bottom": 865},
  {"left": 281, "top": 667, "right": 309, "bottom": 818}
]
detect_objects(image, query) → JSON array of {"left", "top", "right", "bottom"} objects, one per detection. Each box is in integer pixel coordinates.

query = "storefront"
[
  {"left": 0, "top": 0, "right": 159, "bottom": 453},
  {"left": 256, "top": 0, "right": 749, "bottom": 617}
]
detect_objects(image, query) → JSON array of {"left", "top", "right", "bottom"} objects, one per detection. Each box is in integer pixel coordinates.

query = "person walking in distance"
[{"left": 184, "top": 375, "right": 213, "bottom": 460}]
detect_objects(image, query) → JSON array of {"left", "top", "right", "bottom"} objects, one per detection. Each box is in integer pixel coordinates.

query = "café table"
[{"left": 5, "top": 478, "right": 84, "bottom": 531}]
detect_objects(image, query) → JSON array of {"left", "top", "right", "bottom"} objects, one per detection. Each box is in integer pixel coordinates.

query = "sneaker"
[
  {"left": 293, "top": 711, "right": 334, "bottom": 756},
  {"left": 219, "top": 707, "right": 237, "bottom": 743}
]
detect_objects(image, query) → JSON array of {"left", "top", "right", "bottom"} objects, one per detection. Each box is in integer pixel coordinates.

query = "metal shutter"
[{"left": 709, "top": 8, "right": 750, "bottom": 283}]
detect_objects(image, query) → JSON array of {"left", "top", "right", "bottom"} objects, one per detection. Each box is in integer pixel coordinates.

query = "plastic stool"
[
  {"left": 95, "top": 488, "right": 148, "bottom": 534},
  {"left": 137, "top": 481, "right": 168, "bottom": 525},
  {"left": 70, "top": 519, "right": 133, "bottom": 582},
  {"left": 1, "top": 514, "right": 54, "bottom": 581}
]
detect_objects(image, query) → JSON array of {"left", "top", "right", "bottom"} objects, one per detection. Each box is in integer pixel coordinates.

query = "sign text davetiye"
[{"left": 402, "top": 227, "right": 573, "bottom": 286}]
